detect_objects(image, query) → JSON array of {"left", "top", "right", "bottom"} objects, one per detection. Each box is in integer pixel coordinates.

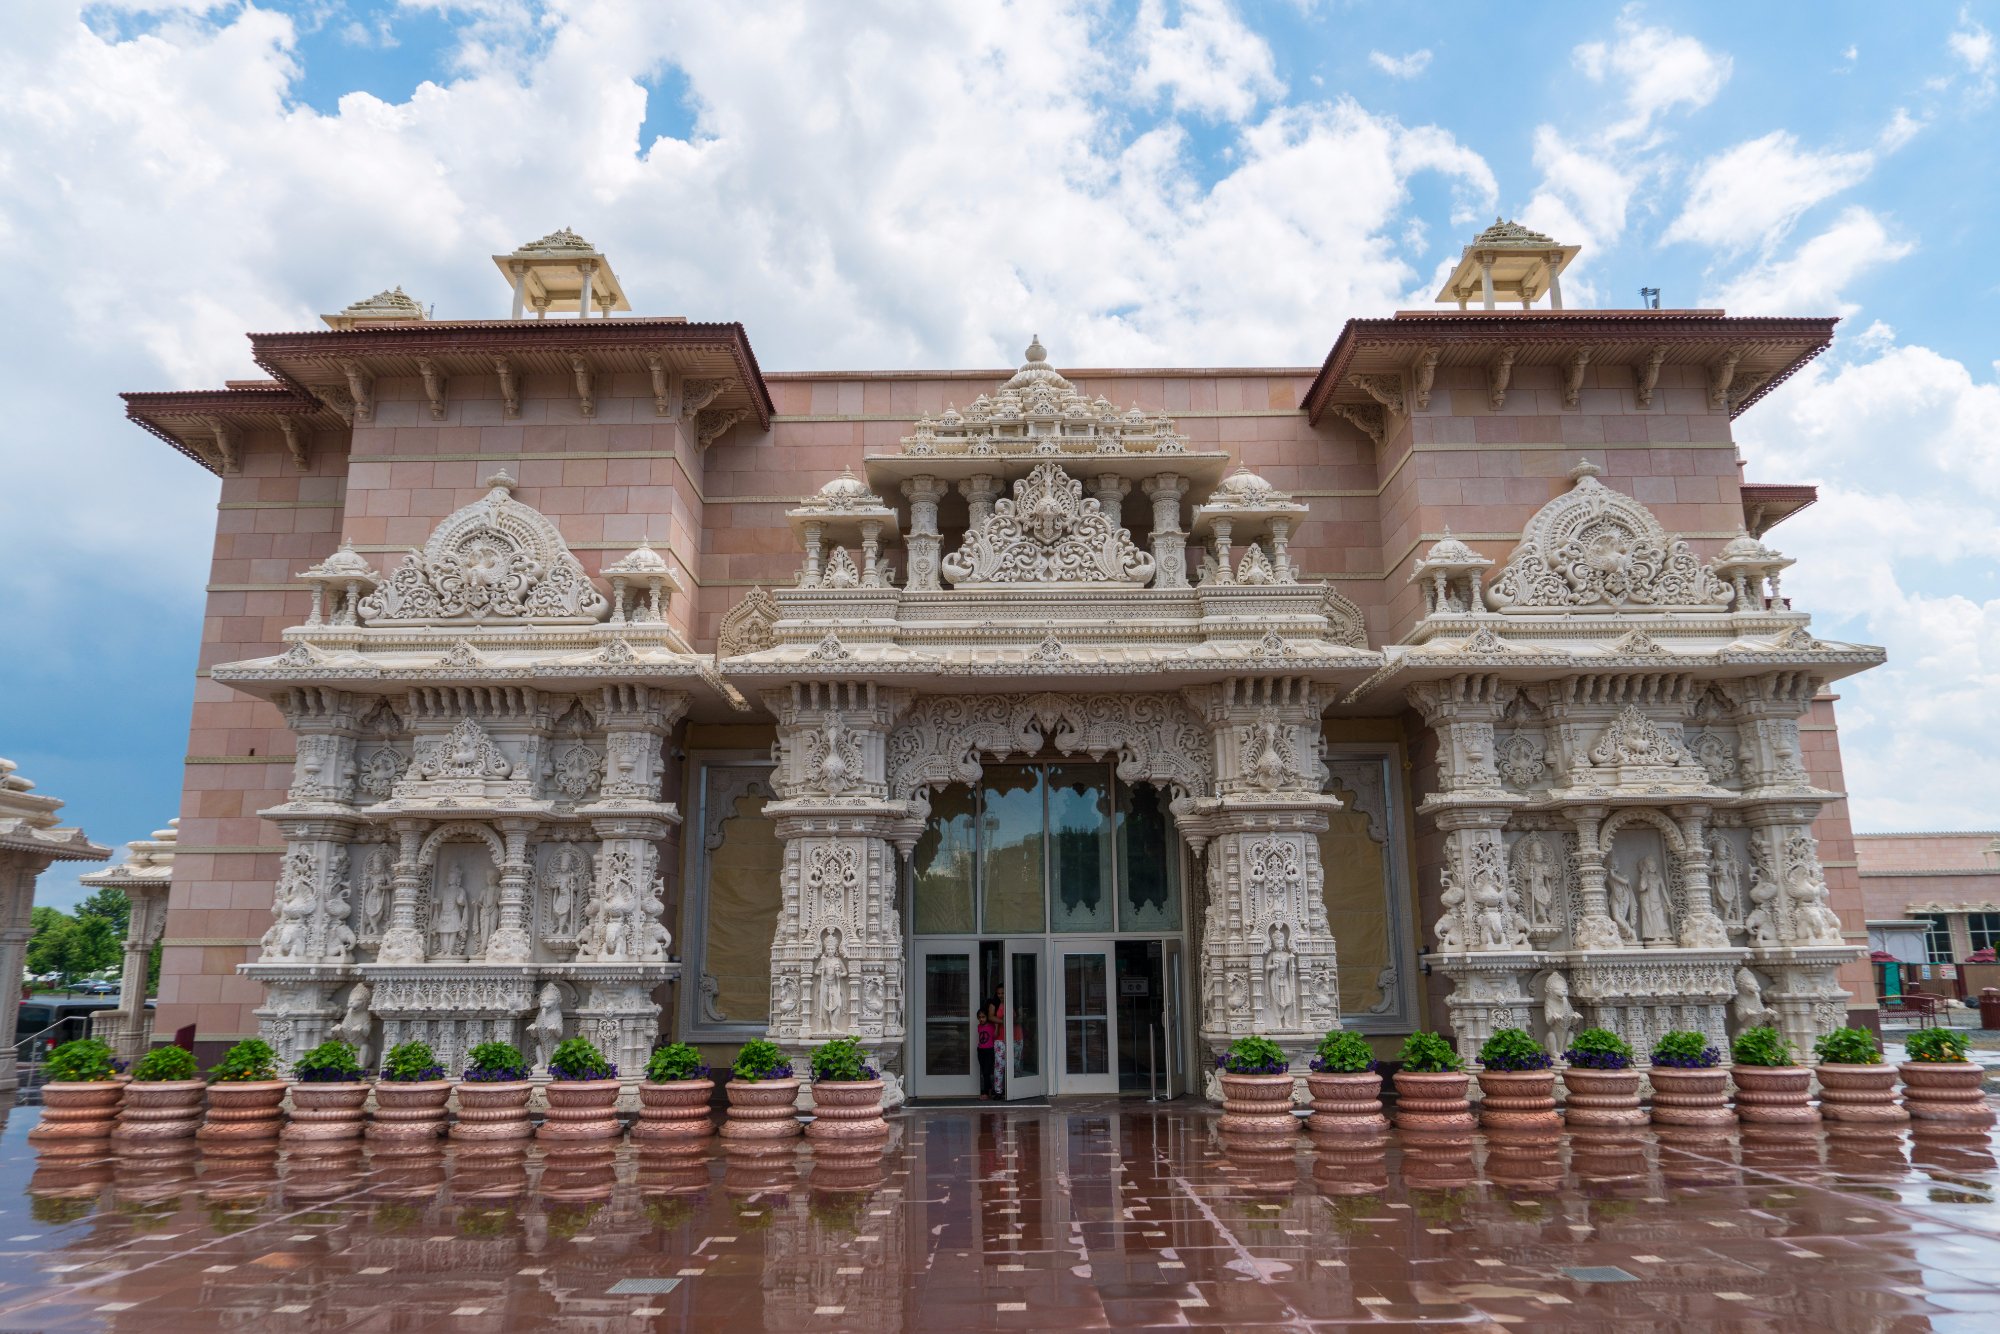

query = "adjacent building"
[
  {"left": 0, "top": 758, "right": 109, "bottom": 1090},
  {"left": 121, "top": 223, "right": 1883, "bottom": 1096}
]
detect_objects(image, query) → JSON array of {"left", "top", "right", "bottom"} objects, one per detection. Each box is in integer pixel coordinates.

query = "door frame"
[
  {"left": 1002, "top": 937, "right": 1049, "bottom": 1101},
  {"left": 1053, "top": 937, "right": 1120, "bottom": 1095},
  {"left": 911, "top": 938, "right": 980, "bottom": 1099}
]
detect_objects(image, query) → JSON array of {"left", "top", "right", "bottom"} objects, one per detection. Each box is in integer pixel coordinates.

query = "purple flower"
[
  {"left": 550, "top": 1061, "right": 618, "bottom": 1082},
  {"left": 296, "top": 1067, "right": 365, "bottom": 1083},
  {"left": 1651, "top": 1047, "right": 1722, "bottom": 1069},
  {"left": 461, "top": 1065, "right": 531, "bottom": 1082},
  {"left": 1564, "top": 1048, "right": 1631, "bottom": 1070}
]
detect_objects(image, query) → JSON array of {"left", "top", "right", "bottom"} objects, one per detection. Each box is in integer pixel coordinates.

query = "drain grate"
[
  {"left": 1559, "top": 1266, "right": 1639, "bottom": 1283},
  {"left": 607, "top": 1278, "right": 683, "bottom": 1295}
]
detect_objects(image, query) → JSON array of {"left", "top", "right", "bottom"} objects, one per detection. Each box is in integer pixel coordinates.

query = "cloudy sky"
[{"left": 3, "top": 0, "right": 1997, "bottom": 905}]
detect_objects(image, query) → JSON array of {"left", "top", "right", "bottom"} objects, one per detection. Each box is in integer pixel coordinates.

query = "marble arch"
[
  {"left": 1594, "top": 806, "right": 1689, "bottom": 857},
  {"left": 416, "top": 820, "right": 507, "bottom": 867}
]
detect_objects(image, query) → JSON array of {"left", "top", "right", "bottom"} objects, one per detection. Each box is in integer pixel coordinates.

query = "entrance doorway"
[{"left": 910, "top": 936, "right": 1183, "bottom": 1100}]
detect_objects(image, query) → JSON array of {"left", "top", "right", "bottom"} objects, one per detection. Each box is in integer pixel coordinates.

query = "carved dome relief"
[
  {"left": 940, "top": 461, "right": 1156, "bottom": 586},
  {"left": 357, "top": 471, "right": 610, "bottom": 625},
  {"left": 1484, "top": 463, "right": 1734, "bottom": 614}
]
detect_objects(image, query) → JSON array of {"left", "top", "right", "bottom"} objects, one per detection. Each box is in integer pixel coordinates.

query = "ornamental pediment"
[{"left": 942, "top": 462, "right": 1155, "bottom": 587}]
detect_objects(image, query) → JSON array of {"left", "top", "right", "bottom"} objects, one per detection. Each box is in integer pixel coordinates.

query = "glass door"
[
  {"left": 1056, "top": 939, "right": 1118, "bottom": 1094},
  {"left": 913, "top": 939, "right": 978, "bottom": 1099},
  {"left": 1161, "top": 938, "right": 1185, "bottom": 1098},
  {"left": 1003, "top": 938, "right": 1047, "bottom": 1101}
]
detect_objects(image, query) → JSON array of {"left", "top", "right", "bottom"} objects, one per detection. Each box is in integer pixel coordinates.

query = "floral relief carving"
[
  {"left": 940, "top": 461, "right": 1156, "bottom": 586},
  {"left": 717, "top": 587, "right": 779, "bottom": 657},
  {"left": 413, "top": 718, "right": 514, "bottom": 780},
  {"left": 552, "top": 740, "right": 603, "bottom": 801},
  {"left": 1496, "top": 731, "right": 1547, "bottom": 789}
]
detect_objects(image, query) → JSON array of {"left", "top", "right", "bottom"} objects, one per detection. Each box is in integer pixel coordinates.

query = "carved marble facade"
[
  {"left": 0, "top": 759, "right": 109, "bottom": 1090},
  {"left": 1379, "top": 461, "right": 1879, "bottom": 1063}
]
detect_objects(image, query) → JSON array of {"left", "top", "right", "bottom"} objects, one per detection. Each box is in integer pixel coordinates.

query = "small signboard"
[
  {"left": 1119, "top": 978, "right": 1150, "bottom": 997},
  {"left": 1940, "top": 964, "right": 1958, "bottom": 980}
]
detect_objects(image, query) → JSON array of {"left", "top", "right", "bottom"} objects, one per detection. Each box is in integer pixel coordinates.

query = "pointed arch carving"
[
  {"left": 717, "top": 586, "right": 780, "bottom": 657},
  {"left": 887, "top": 692, "right": 1212, "bottom": 808},
  {"left": 1485, "top": 467, "right": 1733, "bottom": 613},
  {"left": 416, "top": 821, "right": 508, "bottom": 868}
]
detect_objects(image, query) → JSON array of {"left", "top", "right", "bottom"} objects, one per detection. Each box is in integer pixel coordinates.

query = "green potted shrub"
[
  {"left": 284, "top": 1040, "right": 369, "bottom": 1143},
  {"left": 1729, "top": 1026, "right": 1818, "bottom": 1127},
  {"left": 367, "top": 1040, "right": 451, "bottom": 1143},
  {"left": 539, "top": 1037, "right": 621, "bottom": 1142},
  {"left": 452, "top": 1041, "right": 535, "bottom": 1144},
  {"left": 1561, "top": 1028, "right": 1647, "bottom": 1132},
  {"left": 1474, "top": 1029, "right": 1559, "bottom": 1134},
  {"left": 1215, "top": 1036, "right": 1297, "bottom": 1136},
  {"left": 1811, "top": 1027, "right": 1907, "bottom": 1125},
  {"left": 1645, "top": 1031, "right": 1732, "bottom": 1128},
  {"left": 1304, "top": 1030, "right": 1386, "bottom": 1135},
  {"left": 805, "top": 1037, "right": 888, "bottom": 1145},
  {"left": 1390, "top": 1031, "right": 1473, "bottom": 1138},
  {"left": 197, "top": 1039, "right": 286, "bottom": 1146},
  {"left": 112, "top": 1044, "right": 205, "bottom": 1145},
  {"left": 720, "top": 1038, "right": 802, "bottom": 1144},
  {"left": 27, "top": 1037, "right": 124, "bottom": 1151},
  {"left": 1900, "top": 1027, "right": 1996, "bottom": 1128},
  {"left": 635, "top": 1041, "right": 715, "bottom": 1146}
]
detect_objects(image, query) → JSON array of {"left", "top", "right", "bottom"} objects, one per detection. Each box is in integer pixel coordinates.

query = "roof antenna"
[{"left": 1639, "top": 287, "right": 1661, "bottom": 310}]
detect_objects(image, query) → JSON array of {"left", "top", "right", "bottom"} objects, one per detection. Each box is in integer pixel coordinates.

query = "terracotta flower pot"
[
  {"left": 283, "top": 1082, "right": 369, "bottom": 1142},
  {"left": 538, "top": 1079, "right": 623, "bottom": 1141},
  {"left": 112, "top": 1079, "right": 207, "bottom": 1145},
  {"left": 1899, "top": 1061, "right": 1996, "bottom": 1128},
  {"left": 29, "top": 1082, "right": 125, "bottom": 1154},
  {"left": 1563, "top": 1067, "right": 1648, "bottom": 1130},
  {"left": 805, "top": 1079, "right": 887, "bottom": 1144},
  {"left": 366, "top": 1080, "right": 453, "bottom": 1141},
  {"left": 1391, "top": 1071, "right": 1475, "bottom": 1139},
  {"left": 720, "top": 1077, "right": 803, "bottom": 1141},
  {"left": 452, "top": 1081, "right": 534, "bottom": 1143},
  {"left": 1476, "top": 1069, "right": 1560, "bottom": 1133},
  {"left": 1217, "top": 1072, "right": 1299, "bottom": 1136},
  {"left": 197, "top": 1080, "right": 287, "bottom": 1144},
  {"left": 1305, "top": 1071, "right": 1387, "bottom": 1135},
  {"left": 1731, "top": 1065, "right": 1819, "bottom": 1125},
  {"left": 1816, "top": 1063, "right": 1909, "bottom": 1125},
  {"left": 1310, "top": 1138, "right": 1389, "bottom": 1196},
  {"left": 633, "top": 1079, "right": 716, "bottom": 1146},
  {"left": 1646, "top": 1066, "right": 1734, "bottom": 1128}
]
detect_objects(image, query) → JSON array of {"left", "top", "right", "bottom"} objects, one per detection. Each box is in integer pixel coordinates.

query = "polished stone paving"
[{"left": 2, "top": 1098, "right": 1999, "bottom": 1330}]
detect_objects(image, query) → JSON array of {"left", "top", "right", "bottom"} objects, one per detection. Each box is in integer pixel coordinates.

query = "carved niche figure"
[
  {"left": 816, "top": 928, "right": 848, "bottom": 1028},
  {"left": 1434, "top": 864, "right": 1467, "bottom": 952},
  {"left": 774, "top": 974, "right": 800, "bottom": 1019},
  {"left": 333, "top": 980, "right": 374, "bottom": 1069},
  {"left": 1783, "top": 835, "right": 1845, "bottom": 945},
  {"left": 260, "top": 847, "right": 317, "bottom": 960},
  {"left": 1635, "top": 856, "right": 1672, "bottom": 944},
  {"left": 1264, "top": 923, "right": 1299, "bottom": 1028},
  {"left": 1469, "top": 841, "right": 1524, "bottom": 948},
  {"left": 321, "top": 847, "right": 356, "bottom": 959},
  {"left": 463, "top": 868, "right": 500, "bottom": 958},
  {"left": 430, "top": 864, "right": 470, "bottom": 957},
  {"left": 1606, "top": 862, "right": 1639, "bottom": 944},
  {"left": 1541, "top": 972, "right": 1577, "bottom": 1056},
  {"left": 1516, "top": 836, "right": 1560, "bottom": 930},
  {"left": 544, "top": 844, "right": 590, "bottom": 937},
  {"left": 359, "top": 846, "right": 393, "bottom": 937},
  {"left": 1712, "top": 839, "right": 1745, "bottom": 922},
  {"left": 1744, "top": 855, "right": 1781, "bottom": 945},
  {"left": 1732, "top": 967, "right": 1773, "bottom": 1032},
  {"left": 529, "top": 982, "right": 566, "bottom": 1069}
]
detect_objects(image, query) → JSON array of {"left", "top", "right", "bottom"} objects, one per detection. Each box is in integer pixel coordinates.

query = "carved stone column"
[
  {"left": 1179, "top": 677, "right": 1341, "bottom": 1095},
  {"left": 377, "top": 820, "right": 430, "bottom": 965},
  {"left": 1089, "top": 474, "right": 1130, "bottom": 526},
  {"left": 763, "top": 681, "right": 911, "bottom": 1103},
  {"left": 485, "top": 818, "right": 537, "bottom": 963},
  {"left": 960, "top": 474, "right": 1001, "bottom": 528},
  {"left": 111, "top": 883, "right": 170, "bottom": 1062},
  {"left": 1670, "top": 805, "right": 1730, "bottom": 949},
  {"left": 901, "top": 475, "right": 949, "bottom": 592},
  {"left": 243, "top": 814, "right": 364, "bottom": 1067},
  {"left": 799, "top": 520, "right": 824, "bottom": 588},
  {"left": 1565, "top": 806, "right": 1622, "bottom": 951},
  {"left": 1143, "top": 474, "right": 1190, "bottom": 588}
]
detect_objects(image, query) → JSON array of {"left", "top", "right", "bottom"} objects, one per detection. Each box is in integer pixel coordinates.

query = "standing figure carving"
[
  {"left": 1732, "top": 966, "right": 1773, "bottom": 1032},
  {"left": 1712, "top": 840, "right": 1744, "bottom": 922},
  {"left": 1635, "top": 856, "right": 1672, "bottom": 944},
  {"left": 1264, "top": 924, "right": 1299, "bottom": 1028},
  {"left": 816, "top": 928, "right": 848, "bottom": 1029},
  {"left": 333, "top": 980, "right": 374, "bottom": 1070},
  {"left": 1542, "top": 972, "right": 1577, "bottom": 1056},
  {"left": 359, "top": 847, "right": 392, "bottom": 937},
  {"left": 431, "top": 864, "right": 469, "bottom": 958},
  {"left": 1606, "top": 862, "right": 1639, "bottom": 944},
  {"left": 546, "top": 844, "right": 588, "bottom": 937},
  {"left": 1520, "top": 837, "right": 1558, "bottom": 930},
  {"left": 1744, "top": 859, "right": 1780, "bottom": 945},
  {"left": 529, "top": 982, "right": 565, "bottom": 1070},
  {"left": 1434, "top": 864, "right": 1466, "bottom": 952}
]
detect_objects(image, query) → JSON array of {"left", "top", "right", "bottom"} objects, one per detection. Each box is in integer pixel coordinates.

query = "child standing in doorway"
[{"left": 976, "top": 1001, "right": 999, "bottom": 1100}]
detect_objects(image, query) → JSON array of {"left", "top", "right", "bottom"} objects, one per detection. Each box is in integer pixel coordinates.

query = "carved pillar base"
[
  {"left": 240, "top": 964, "right": 354, "bottom": 1070},
  {"left": 567, "top": 964, "right": 675, "bottom": 1079},
  {"left": 361, "top": 964, "right": 540, "bottom": 1081},
  {"left": 1746, "top": 945, "right": 1861, "bottom": 1057},
  {"left": 1429, "top": 950, "right": 1547, "bottom": 1058},
  {"left": 1564, "top": 948, "right": 1738, "bottom": 1062}
]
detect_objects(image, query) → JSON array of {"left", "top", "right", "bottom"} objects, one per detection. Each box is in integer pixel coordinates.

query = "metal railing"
[{"left": 13, "top": 1015, "right": 102, "bottom": 1098}]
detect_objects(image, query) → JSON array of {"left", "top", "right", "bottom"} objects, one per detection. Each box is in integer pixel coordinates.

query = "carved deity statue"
[
  {"left": 431, "top": 863, "right": 469, "bottom": 957},
  {"left": 529, "top": 982, "right": 565, "bottom": 1070},
  {"left": 465, "top": 868, "right": 499, "bottom": 959},
  {"left": 333, "top": 980, "right": 374, "bottom": 1069},
  {"left": 1635, "top": 856, "right": 1672, "bottom": 943},
  {"left": 1732, "top": 966, "right": 1773, "bottom": 1032},
  {"left": 1522, "top": 838, "right": 1558, "bottom": 929},
  {"left": 546, "top": 844, "right": 588, "bottom": 937},
  {"left": 1264, "top": 924, "right": 1299, "bottom": 1029},
  {"left": 1744, "top": 861, "right": 1780, "bottom": 945},
  {"left": 1606, "top": 862, "right": 1639, "bottom": 944},
  {"left": 817, "top": 928, "right": 848, "bottom": 1028},
  {"left": 1712, "top": 840, "right": 1744, "bottom": 922},
  {"left": 360, "top": 848, "right": 392, "bottom": 936},
  {"left": 1434, "top": 865, "right": 1467, "bottom": 952},
  {"left": 1542, "top": 972, "right": 1577, "bottom": 1056}
]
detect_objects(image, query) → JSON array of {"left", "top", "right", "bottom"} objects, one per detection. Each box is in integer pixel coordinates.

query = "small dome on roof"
[
  {"left": 514, "top": 226, "right": 597, "bottom": 256},
  {"left": 1416, "top": 528, "right": 1491, "bottom": 569},
  {"left": 1472, "top": 217, "right": 1557, "bottom": 247},
  {"left": 1715, "top": 530, "right": 1779, "bottom": 563},
  {"left": 604, "top": 540, "right": 671, "bottom": 576},
  {"left": 315, "top": 543, "right": 376, "bottom": 577},
  {"left": 1001, "top": 334, "right": 1074, "bottom": 393},
  {"left": 819, "top": 469, "right": 873, "bottom": 501},
  {"left": 1214, "top": 467, "right": 1278, "bottom": 501}
]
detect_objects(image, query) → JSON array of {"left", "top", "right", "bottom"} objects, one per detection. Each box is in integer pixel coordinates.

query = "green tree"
[
  {"left": 25, "top": 909, "right": 121, "bottom": 986},
  {"left": 75, "top": 886, "right": 132, "bottom": 937}
]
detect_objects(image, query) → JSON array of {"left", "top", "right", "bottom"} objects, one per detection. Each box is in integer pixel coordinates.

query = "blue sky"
[{"left": 2, "top": 0, "right": 1997, "bottom": 907}]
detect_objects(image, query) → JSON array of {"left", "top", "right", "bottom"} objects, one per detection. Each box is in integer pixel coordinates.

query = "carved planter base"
[
  {"left": 1392, "top": 1071, "right": 1475, "bottom": 1143},
  {"left": 29, "top": 1083, "right": 125, "bottom": 1155},
  {"left": 1305, "top": 1072, "right": 1387, "bottom": 1136},
  {"left": 1899, "top": 1062, "right": 1996, "bottom": 1127},
  {"left": 1217, "top": 1073, "right": 1299, "bottom": 1136},
  {"left": 451, "top": 1081, "right": 534, "bottom": 1142},
  {"left": 538, "top": 1080, "right": 622, "bottom": 1141},
  {"left": 1817, "top": 1063, "right": 1909, "bottom": 1124},
  {"left": 805, "top": 1080, "right": 887, "bottom": 1146},
  {"left": 112, "top": 1080, "right": 206, "bottom": 1145},
  {"left": 282, "top": 1082, "right": 369, "bottom": 1141},
  {"left": 1563, "top": 1067, "right": 1648, "bottom": 1132},
  {"left": 633, "top": 1079, "right": 716, "bottom": 1147},
  {"left": 197, "top": 1080, "right": 286, "bottom": 1145},
  {"left": 1646, "top": 1066, "right": 1735, "bottom": 1128},
  {"left": 1732, "top": 1066, "right": 1820, "bottom": 1125},
  {"left": 720, "top": 1077, "right": 802, "bottom": 1143},
  {"left": 1476, "top": 1069, "right": 1560, "bottom": 1134},
  {"left": 366, "top": 1080, "right": 452, "bottom": 1141}
]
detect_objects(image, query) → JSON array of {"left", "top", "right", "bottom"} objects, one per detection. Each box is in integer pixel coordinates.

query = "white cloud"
[
  {"left": 1573, "top": 7, "right": 1732, "bottom": 142},
  {"left": 1368, "top": 49, "right": 1431, "bottom": 79},
  {"left": 1665, "top": 131, "right": 1876, "bottom": 252},
  {"left": 1949, "top": 6, "right": 1994, "bottom": 74},
  {"left": 1131, "top": 0, "right": 1282, "bottom": 122},
  {"left": 1706, "top": 207, "right": 1912, "bottom": 316},
  {"left": 1523, "top": 126, "right": 1639, "bottom": 250}
]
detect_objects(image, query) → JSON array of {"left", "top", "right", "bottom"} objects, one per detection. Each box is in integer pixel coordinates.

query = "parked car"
[{"left": 76, "top": 980, "right": 120, "bottom": 996}]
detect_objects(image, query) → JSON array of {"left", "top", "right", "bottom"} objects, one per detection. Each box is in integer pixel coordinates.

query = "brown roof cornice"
[
  {"left": 122, "top": 384, "right": 338, "bottom": 474},
  {"left": 1301, "top": 310, "right": 1838, "bottom": 426}
]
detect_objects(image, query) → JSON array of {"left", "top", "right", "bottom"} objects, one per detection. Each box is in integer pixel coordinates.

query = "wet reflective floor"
[{"left": 2, "top": 1099, "right": 1998, "bottom": 1331}]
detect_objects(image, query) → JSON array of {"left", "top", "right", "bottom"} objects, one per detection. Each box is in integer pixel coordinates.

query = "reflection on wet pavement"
[{"left": 3, "top": 1096, "right": 1998, "bottom": 1330}]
